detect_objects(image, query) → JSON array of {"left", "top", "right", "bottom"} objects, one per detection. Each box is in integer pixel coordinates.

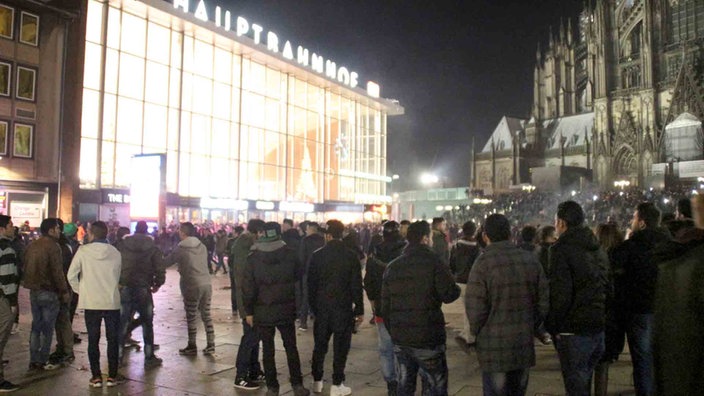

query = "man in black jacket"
[
  {"left": 364, "top": 221, "right": 406, "bottom": 395},
  {"left": 547, "top": 201, "right": 609, "bottom": 396},
  {"left": 381, "top": 221, "right": 460, "bottom": 396},
  {"left": 612, "top": 202, "right": 669, "bottom": 396},
  {"left": 308, "top": 220, "right": 364, "bottom": 396},
  {"left": 449, "top": 220, "right": 480, "bottom": 350},
  {"left": 296, "top": 222, "right": 325, "bottom": 331},
  {"left": 242, "top": 222, "right": 309, "bottom": 396},
  {"left": 116, "top": 220, "right": 165, "bottom": 368}
]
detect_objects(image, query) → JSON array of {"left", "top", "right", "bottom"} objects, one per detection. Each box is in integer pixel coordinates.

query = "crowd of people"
[{"left": 0, "top": 188, "right": 701, "bottom": 395}]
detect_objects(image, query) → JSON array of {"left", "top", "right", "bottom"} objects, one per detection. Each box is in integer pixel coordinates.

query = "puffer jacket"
[
  {"left": 611, "top": 227, "right": 670, "bottom": 314},
  {"left": 381, "top": 244, "right": 460, "bottom": 348},
  {"left": 117, "top": 233, "right": 165, "bottom": 289},
  {"left": 164, "top": 236, "right": 211, "bottom": 298},
  {"left": 364, "top": 237, "right": 406, "bottom": 316},
  {"left": 546, "top": 225, "right": 609, "bottom": 335},
  {"left": 230, "top": 232, "right": 257, "bottom": 317},
  {"left": 242, "top": 240, "right": 302, "bottom": 326}
]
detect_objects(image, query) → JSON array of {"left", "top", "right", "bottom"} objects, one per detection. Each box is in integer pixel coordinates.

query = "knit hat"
[{"left": 63, "top": 223, "right": 78, "bottom": 237}]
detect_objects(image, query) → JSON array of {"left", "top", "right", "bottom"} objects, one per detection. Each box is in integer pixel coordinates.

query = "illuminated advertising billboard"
[{"left": 130, "top": 154, "right": 166, "bottom": 221}]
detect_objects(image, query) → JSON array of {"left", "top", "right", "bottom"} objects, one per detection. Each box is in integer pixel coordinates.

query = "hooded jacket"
[
  {"left": 364, "top": 236, "right": 406, "bottom": 316},
  {"left": 546, "top": 225, "right": 609, "bottom": 335},
  {"left": 652, "top": 230, "right": 704, "bottom": 396},
  {"left": 67, "top": 241, "right": 122, "bottom": 310},
  {"left": 242, "top": 239, "right": 302, "bottom": 326},
  {"left": 381, "top": 244, "right": 460, "bottom": 348},
  {"left": 164, "top": 236, "right": 211, "bottom": 297},
  {"left": 117, "top": 233, "right": 165, "bottom": 289}
]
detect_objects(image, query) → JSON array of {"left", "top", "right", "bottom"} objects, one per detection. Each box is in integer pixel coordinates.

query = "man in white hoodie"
[
  {"left": 163, "top": 222, "right": 215, "bottom": 356},
  {"left": 67, "top": 221, "right": 123, "bottom": 388}
]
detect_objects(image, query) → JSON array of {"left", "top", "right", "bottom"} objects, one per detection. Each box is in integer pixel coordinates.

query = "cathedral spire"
[
  {"left": 567, "top": 18, "right": 573, "bottom": 46},
  {"left": 549, "top": 25, "right": 554, "bottom": 49},
  {"left": 536, "top": 42, "right": 542, "bottom": 63},
  {"left": 559, "top": 18, "right": 566, "bottom": 44}
]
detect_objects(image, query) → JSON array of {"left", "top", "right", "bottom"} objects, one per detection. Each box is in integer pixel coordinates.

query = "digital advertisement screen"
[{"left": 130, "top": 154, "right": 164, "bottom": 220}]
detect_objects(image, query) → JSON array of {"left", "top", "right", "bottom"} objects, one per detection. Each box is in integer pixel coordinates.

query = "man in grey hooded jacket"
[{"left": 164, "top": 222, "right": 214, "bottom": 356}]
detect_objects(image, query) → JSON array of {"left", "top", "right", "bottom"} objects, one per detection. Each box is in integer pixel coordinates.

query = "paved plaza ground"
[{"left": 3, "top": 267, "right": 638, "bottom": 395}]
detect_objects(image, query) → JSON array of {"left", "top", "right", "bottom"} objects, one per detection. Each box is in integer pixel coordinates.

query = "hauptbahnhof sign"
[{"left": 172, "top": 0, "right": 380, "bottom": 95}]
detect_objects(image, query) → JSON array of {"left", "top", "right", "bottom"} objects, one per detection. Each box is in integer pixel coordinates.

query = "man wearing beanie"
[
  {"left": 116, "top": 220, "right": 165, "bottom": 368},
  {"left": 308, "top": 220, "right": 364, "bottom": 396},
  {"left": 0, "top": 215, "right": 20, "bottom": 392},
  {"left": 242, "top": 221, "right": 309, "bottom": 396},
  {"left": 67, "top": 221, "right": 123, "bottom": 387}
]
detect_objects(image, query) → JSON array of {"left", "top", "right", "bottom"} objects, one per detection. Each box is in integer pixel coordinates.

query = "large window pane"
[
  {"left": 211, "top": 119, "right": 230, "bottom": 158},
  {"left": 116, "top": 96, "right": 143, "bottom": 145},
  {"left": 114, "top": 143, "right": 142, "bottom": 188},
  {"left": 266, "top": 68, "right": 281, "bottom": 99},
  {"left": 106, "top": 7, "right": 121, "bottom": 49},
  {"left": 189, "top": 155, "right": 208, "bottom": 195},
  {"left": 81, "top": 89, "right": 100, "bottom": 138},
  {"left": 101, "top": 141, "right": 115, "bottom": 187},
  {"left": 242, "top": 92, "right": 265, "bottom": 128},
  {"left": 178, "top": 153, "right": 190, "bottom": 195},
  {"left": 118, "top": 52, "right": 144, "bottom": 100},
  {"left": 83, "top": 42, "right": 102, "bottom": 90},
  {"left": 80, "top": 138, "right": 98, "bottom": 188},
  {"left": 147, "top": 22, "right": 170, "bottom": 64},
  {"left": 231, "top": 54, "right": 241, "bottom": 87},
  {"left": 213, "top": 82, "right": 230, "bottom": 120},
  {"left": 213, "top": 47, "right": 231, "bottom": 84},
  {"left": 145, "top": 61, "right": 169, "bottom": 105},
  {"left": 86, "top": 0, "right": 104, "bottom": 44},
  {"left": 168, "top": 108, "right": 180, "bottom": 151},
  {"left": 190, "top": 114, "right": 211, "bottom": 155},
  {"left": 102, "top": 93, "right": 117, "bottom": 141},
  {"left": 167, "top": 150, "right": 178, "bottom": 193},
  {"left": 193, "top": 39, "right": 213, "bottom": 77},
  {"left": 104, "top": 49, "right": 119, "bottom": 94},
  {"left": 244, "top": 60, "right": 265, "bottom": 94},
  {"left": 121, "top": 12, "right": 146, "bottom": 57},
  {"left": 265, "top": 98, "right": 281, "bottom": 132},
  {"left": 192, "top": 75, "right": 212, "bottom": 115},
  {"left": 171, "top": 31, "right": 183, "bottom": 69},
  {"left": 209, "top": 157, "right": 229, "bottom": 197},
  {"left": 143, "top": 103, "right": 167, "bottom": 150}
]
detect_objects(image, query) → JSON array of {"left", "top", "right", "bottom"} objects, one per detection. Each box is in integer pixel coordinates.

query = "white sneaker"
[
  {"left": 329, "top": 383, "right": 351, "bottom": 396},
  {"left": 10, "top": 324, "right": 18, "bottom": 335},
  {"left": 312, "top": 380, "right": 323, "bottom": 393}
]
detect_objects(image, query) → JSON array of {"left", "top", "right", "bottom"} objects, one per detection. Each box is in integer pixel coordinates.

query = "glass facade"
[{"left": 80, "top": 0, "right": 394, "bottom": 206}]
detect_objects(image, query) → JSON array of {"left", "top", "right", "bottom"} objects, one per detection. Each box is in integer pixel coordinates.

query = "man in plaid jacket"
[{"left": 467, "top": 214, "right": 549, "bottom": 395}]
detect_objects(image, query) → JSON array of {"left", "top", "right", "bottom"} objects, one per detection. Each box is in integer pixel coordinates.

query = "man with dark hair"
[
  {"left": 467, "top": 214, "right": 548, "bottom": 395},
  {"left": 116, "top": 220, "right": 165, "bottom": 369},
  {"left": 231, "top": 219, "right": 266, "bottom": 389},
  {"left": 163, "top": 222, "right": 215, "bottom": 356},
  {"left": 23, "top": 217, "right": 70, "bottom": 371},
  {"left": 282, "top": 219, "right": 301, "bottom": 251},
  {"left": 431, "top": 217, "right": 449, "bottom": 266},
  {"left": 242, "top": 222, "right": 309, "bottom": 396},
  {"left": 611, "top": 202, "right": 669, "bottom": 396},
  {"left": 67, "top": 221, "right": 123, "bottom": 387},
  {"left": 381, "top": 221, "right": 460, "bottom": 395},
  {"left": 548, "top": 201, "right": 609, "bottom": 396},
  {"left": 399, "top": 220, "right": 411, "bottom": 240},
  {"left": 450, "top": 220, "right": 480, "bottom": 351},
  {"left": 517, "top": 225, "right": 537, "bottom": 252},
  {"left": 308, "top": 220, "right": 364, "bottom": 396},
  {"left": 0, "top": 215, "right": 20, "bottom": 391},
  {"left": 297, "top": 221, "right": 324, "bottom": 331},
  {"left": 364, "top": 220, "right": 406, "bottom": 394}
]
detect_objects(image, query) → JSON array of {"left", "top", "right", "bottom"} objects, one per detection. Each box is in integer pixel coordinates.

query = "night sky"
[{"left": 215, "top": 0, "right": 585, "bottom": 190}]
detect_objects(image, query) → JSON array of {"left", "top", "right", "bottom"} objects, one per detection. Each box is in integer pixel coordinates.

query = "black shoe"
[
  {"left": 202, "top": 344, "right": 215, "bottom": 355},
  {"left": 179, "top": 345, "right": 197, "bottom": 355},
  {"left": 73, "top": 334, "right": 82, "bottom": 344},
  {"left": 28, "top": 362, "right": 44, "bottom": 371},
  {"left": 249, "top": 371, "right": 265, "bottom": 383},
  {"left": 144, "top": 355, "right": 163, "bottom": 369},
  {"left": 0, "top": 380, "right": 20, "bottom": 392},
  {"left": 234, "top": 377, "right": 260, "bottom": 390}
]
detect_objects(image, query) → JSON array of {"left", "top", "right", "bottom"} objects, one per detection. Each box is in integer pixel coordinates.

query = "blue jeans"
[
  {"left": 29, "top": 290, "right": 60, "bottom": 364},
  {"left": 235, "top": 321, "right": 261, "bottom": 379},
  {"left": 482, "top": 369, "right": 529, "bottom": 396},
  {"left": 555, "top": 332, "right": 605, "bottom": 396},
  {"left": 377, "top": 322, "right": 397, "bottom": 383},
  {"left": 119, "top": 287, "right": 155, "bottom": 358},
  {"left": 625, "top": 314, "right": 653, "bottom": 396},
  {"left": 394, "top": 344, "right": 448, "bottom": 396}
]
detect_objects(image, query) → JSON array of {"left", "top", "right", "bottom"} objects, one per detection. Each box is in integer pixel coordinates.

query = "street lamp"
[{"left": 420, "top": 173, "right": 439, "bottom": 185}]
